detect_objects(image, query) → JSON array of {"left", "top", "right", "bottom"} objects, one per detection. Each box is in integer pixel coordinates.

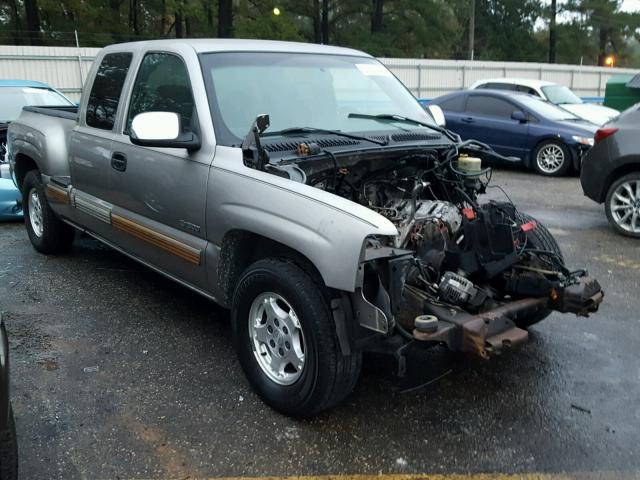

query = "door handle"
[
  {"left": 461, "top": 117, "right": 475, "bottom": 123},
  {"left": 111, "top": 152, "right": 127, "bottom": 172}
]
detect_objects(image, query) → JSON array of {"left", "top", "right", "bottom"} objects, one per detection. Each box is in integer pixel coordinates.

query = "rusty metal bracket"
[{"left": 413, "top": 298, "right": 545, "bottom": 359}]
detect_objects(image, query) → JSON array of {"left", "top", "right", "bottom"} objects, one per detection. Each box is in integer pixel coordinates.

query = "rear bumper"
[
  {"left": 580, "top": 141, "right": 611, "bottom": 203},
  {"left": 0, "top": 178, "right": 22, "bottom": 221}
]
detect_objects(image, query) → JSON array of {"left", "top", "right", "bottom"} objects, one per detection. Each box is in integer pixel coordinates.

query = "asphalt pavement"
[{"left": 1, "top": 168, "right": 639, "bottom": 480}]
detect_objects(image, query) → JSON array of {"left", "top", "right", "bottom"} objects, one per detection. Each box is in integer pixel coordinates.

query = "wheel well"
[
  {"left": 601, "top": 163, "right": 640, "bottom": 202},
  {"left": 13, "top": 154, "right": 38, "bottom": 193},
  {"left": 218, "top": 230, "right": 326, "bottom": 307}
]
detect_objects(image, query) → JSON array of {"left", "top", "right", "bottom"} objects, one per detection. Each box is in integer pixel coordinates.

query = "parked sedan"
[
  {"left": 0, "top": 80, "right": 75, "bottom": 220},
  {"left": 431, "top": 90, "right": 598, "bottom": 176},
  {"left": 470, "top": 78, "right": 619, "bottom": 126},
  {"left": 581, "top": 103, "right": 640, "bottom": 238}
]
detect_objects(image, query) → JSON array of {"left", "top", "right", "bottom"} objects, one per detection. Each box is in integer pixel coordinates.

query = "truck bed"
[{"left": 22, "top": 105, "right": 79, "bottom": 121}]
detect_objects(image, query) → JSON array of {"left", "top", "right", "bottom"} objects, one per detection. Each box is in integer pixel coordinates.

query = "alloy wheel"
[
  {"left": 609, "top": 178, "right": 640, "bottom": 234},
  {"left": 248, "top": 292, "right": 305, "bottom": 386},
  {"left": 536, "top": 144, "right": 565, "bottom": 174},
  {"left": 28, "top": 188, "right": 44, "bottom": 237}
]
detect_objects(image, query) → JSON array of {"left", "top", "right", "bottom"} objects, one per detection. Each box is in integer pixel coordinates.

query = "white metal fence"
[
  {"left": 0, "top": 45, "right": 98, "bottom": 101},
  {"left": 379, "top": 58, "right": 638, "bottom": 100},
  {"left": 0, "top": 45, "right": 637, "bottom": 102}
]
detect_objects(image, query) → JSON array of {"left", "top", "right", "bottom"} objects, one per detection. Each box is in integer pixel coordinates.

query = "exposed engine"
[{"left": 243, "top": 125, "right": 605, "bottom": 360}]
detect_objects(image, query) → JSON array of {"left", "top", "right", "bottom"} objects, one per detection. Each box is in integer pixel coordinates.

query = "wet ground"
[{"left": 1, "top": 168, "right": 639, "bottom": 479}]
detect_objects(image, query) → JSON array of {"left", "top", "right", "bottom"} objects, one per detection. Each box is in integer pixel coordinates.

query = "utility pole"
[
  {"left": 468, "top": 0, "right": 475, "bottom": 61},
  {"left": 549, "top": 0, "right": 557, "bottom": 63}
]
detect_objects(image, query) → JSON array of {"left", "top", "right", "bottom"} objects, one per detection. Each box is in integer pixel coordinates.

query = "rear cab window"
[{"left": 86, "top": 52, "right": 133, "bottom": 130}]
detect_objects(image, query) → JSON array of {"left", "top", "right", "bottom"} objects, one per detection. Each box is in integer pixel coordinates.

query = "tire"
[
  {"left": 0, "top": 406, "right": 18, "bottom": 480},
  {"left": 605, "top": 172, "right": 640, "bottom": 238},
  {"left": 532, "top": 140, "right": 572, "bottom": 177},
  {"left": 22, "top": 170, "right": 75, "bottom": 254},
  {"left": 515, "top": 213, "right": 564, "bottom": 328},
  {"left": 231, "top": 258, "right": 362, "bottom": 417}
]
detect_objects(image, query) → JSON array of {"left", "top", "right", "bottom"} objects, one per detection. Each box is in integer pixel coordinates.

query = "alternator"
[{"left": 438, "top": 271, "right": 478, "bottom": 305}]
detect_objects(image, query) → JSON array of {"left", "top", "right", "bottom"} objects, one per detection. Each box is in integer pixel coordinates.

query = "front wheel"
[
  {"left": 231, "top": 258, "right": 361, "bottom": 417},
  {"left": 514, "top": 213, "right": 564, "bottom": 328},
  {"left": 533, "top": 140, "right": 571, "bottom": 177},
  {"left": 605, "top": 172, "right": 640, "bottom": 238},
  {"left": 22, "top": 170, "right": 75, "bottom": 254}
]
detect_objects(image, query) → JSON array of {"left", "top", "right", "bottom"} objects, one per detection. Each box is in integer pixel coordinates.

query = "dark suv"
[{"left": 581, "top": 104, "right": 640, "bottom": 238}]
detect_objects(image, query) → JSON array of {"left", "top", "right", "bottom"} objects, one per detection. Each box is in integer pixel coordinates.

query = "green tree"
[{"left": 566, "top": 0, "right": 640, "bottom": 65}]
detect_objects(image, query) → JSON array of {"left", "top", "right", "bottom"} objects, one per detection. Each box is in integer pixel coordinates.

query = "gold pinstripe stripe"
[
  {"left": 45, "top": 184, "right": 70, "bottom": 204},
  {"left": 111, "top": 213, "right": 201, "bottom": 265}
]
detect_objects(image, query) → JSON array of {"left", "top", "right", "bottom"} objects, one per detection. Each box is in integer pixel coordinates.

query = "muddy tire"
[
  {"left": 231, "top": 258, "right": 361, "bottom": 417},
  {"left": 0, "top": 406, "right": 18, "bottom": 480},
  {"left": 23, "top": 170, "right": 75, "bottom": 254},
  {"left": 515, "top": 213, "right": 564, "bottom": 328}
]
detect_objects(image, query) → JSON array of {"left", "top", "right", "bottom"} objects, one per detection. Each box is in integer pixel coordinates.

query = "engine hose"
[{"left": 395, "top": 322, "right": 415, "bottom": 341}]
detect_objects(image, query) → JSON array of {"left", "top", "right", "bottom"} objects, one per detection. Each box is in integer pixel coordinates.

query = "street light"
[
  {"left": 604, "top": 55, "right": 615, "bottom": 67},
  {"left": 273, "top": 7, "right": 281, "bottom": 16}
]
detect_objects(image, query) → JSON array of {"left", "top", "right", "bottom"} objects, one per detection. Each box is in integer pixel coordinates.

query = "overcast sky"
[
  {"left": 542, "top": 0, "right": 640, "bottom": 13},
  {"left": 622, "top": 0, "right": 640, "bottom": 12}
]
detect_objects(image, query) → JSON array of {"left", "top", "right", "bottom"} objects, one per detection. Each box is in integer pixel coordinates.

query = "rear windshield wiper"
[
  {"left": 347, "top": 112, "right": 459, "bottom": 142},
  {"left": 263, "top": 126, "right": 388, "bottom": 146}
]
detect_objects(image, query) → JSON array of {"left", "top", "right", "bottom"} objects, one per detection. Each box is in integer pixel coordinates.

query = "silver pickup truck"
[{"left": 8, "top": 39, "right": 603, "bottom": 417}]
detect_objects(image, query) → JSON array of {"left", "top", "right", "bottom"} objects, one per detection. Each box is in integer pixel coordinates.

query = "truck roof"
[{"left": 102, "top": 38, "right": 372, "bottom": 58}]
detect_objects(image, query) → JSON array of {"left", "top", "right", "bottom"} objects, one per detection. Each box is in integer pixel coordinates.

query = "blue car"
[
  {"left": 1, "top": 80, "right": 74, "bottom": 220},
  {"left": 430, "top": 89, "right": 598, "bottom": 176}
]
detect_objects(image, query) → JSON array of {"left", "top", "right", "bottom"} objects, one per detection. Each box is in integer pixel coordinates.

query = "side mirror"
[
  {"left": 130, "top": 111, "right": 201, "bottom": 151},
  {"left": 427, "top": 104, "right": 446, "bottom": 127},
  {"left": 511, "top": 110, "right": 528, "bottom": 123}
]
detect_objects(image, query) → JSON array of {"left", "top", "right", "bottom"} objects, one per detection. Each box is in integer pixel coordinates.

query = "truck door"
[
  {"left": 107, "top": 51, "right": 211, "bottom": 290},
  {"left": 69, "top": 52, "right": 133, "bottom": 238}
]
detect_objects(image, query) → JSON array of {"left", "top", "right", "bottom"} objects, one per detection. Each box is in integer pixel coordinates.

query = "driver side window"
[{"left": 126, "top": 52, "right": 195, "bottom": 134}]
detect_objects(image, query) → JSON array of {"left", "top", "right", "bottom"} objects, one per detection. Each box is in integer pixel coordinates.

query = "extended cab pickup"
[{"left": 8, "top": 39, "right": 603, "bottom": 417}]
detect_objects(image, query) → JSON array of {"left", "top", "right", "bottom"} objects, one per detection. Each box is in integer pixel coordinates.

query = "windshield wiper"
[
  {"left": 347, "top": 112, "right": 460, "bottom": 142},
  {"left": 264, "top": 126, "right": 388, "bottom": 146}
]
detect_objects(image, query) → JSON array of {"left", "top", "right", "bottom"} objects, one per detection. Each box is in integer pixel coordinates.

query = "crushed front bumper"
[{"left": 408, "top": 277, "right": 604, "bottom": 360}]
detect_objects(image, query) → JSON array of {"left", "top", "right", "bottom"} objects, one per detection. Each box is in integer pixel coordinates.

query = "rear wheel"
[
  {"left": 23, "top": 170, "right": 75, "bottom": 254},
  {"left": 515, "top": 213, "right": 564, "bottom": 328},
  {"left": 533, "top": 140, "right": 571, "bottom": 177},
  {"left": 231, "top": 258, "right": 361, "bottom": 417},
  {"left": 605, "top": 172, "right": 640, "bottom": 238}
]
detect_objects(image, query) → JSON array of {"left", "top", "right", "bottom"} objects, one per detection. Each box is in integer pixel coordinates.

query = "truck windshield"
[
  {"left": 200, "top": 52, "right": 435, "bottom": 146},
  {"left": 0, "top": 87, "right": 73, "bottom": 122}
]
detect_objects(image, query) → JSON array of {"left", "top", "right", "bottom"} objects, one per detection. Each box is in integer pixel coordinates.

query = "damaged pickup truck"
[{"left": 7, "top": 39, "right": 603, "bottom": 417}]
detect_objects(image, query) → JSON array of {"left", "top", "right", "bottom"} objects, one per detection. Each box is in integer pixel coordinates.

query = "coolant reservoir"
[{"left": 457, "top": 154, "right": 482, "bottom": 176}]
